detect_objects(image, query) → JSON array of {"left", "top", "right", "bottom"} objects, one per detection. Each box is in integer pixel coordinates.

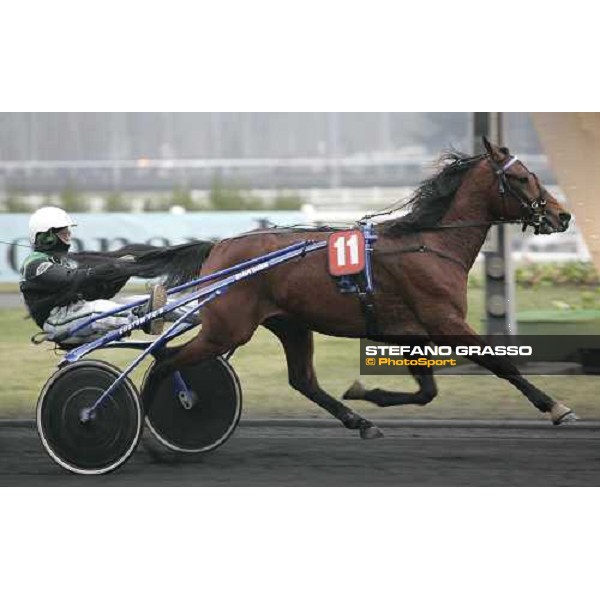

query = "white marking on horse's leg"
[{"left": 550, "top": 403, "right": 579, "bottom": 425}]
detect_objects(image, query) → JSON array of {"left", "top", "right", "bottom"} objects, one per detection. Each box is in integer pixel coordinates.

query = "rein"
[
  {"left": 375, "top": 242, "right": 469, "bottom": 271},
  {"left": 0, "top": 239, "right": 31, "bottom": 249},
  {"left": 404, "top": 217, "right": 523, "bottom": 232}
]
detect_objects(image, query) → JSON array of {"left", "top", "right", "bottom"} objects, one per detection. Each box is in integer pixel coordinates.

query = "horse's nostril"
[{"left": 559, "top": 213, "right": 571, "bottom": 228}]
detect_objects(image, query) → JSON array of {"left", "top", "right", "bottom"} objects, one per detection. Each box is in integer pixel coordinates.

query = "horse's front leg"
[{"left": 428, "top": 318, "right": 577, "bottom": 425}]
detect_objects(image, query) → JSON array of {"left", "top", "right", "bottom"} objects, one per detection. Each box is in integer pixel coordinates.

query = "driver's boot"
[{"left": 137, "top": 284, "right": 167, "bottom": 335}]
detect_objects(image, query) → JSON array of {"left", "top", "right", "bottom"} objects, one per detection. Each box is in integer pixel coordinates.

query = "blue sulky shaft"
[{"left": 75, "top": 239, "right": 327, "bottom": 419}]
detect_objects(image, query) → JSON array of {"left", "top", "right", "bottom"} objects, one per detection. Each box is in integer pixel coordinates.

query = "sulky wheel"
[
  {"left": 142, "top": 357, "right": 242, "bottom": 455},
  {"left": 36, "top": 360, "right": 142, "bottom": 475}
]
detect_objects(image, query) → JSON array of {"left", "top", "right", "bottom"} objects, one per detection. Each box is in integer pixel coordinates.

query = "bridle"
[{"left": 488, "top": 153, "right": 549, "bottom": 234}]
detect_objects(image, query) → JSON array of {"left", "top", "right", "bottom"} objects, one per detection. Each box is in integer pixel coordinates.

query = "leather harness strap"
[
  {"left": 356, "top": 275, "right": 378, "bottom": 338},
  {"left": 376, "top": 243, "right": 469, "bottom": 272}
]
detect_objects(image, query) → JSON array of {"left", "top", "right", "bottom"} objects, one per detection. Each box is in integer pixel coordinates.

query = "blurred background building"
[{"left": 0, "top": 112, "right": 551, "bottom": 194}]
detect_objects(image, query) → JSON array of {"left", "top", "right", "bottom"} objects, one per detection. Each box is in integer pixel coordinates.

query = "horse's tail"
[
  {"left": 71, "top": 240, "right": 214, "bottom": 289},
  {"left": 133, "top": 241, "right": 215, "bottom": 287}
]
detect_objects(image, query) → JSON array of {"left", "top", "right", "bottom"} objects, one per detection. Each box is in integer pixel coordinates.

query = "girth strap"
[
  {"left": 356, "top": 278, "right": 378, "bottom": 337},
  {"left": 334, "top": 273, "right": 379, "bottom": 336}
]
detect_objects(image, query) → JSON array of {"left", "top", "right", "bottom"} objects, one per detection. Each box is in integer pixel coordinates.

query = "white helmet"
[{"left": 28, "top": 206, "right": 76, "bottom": 245}]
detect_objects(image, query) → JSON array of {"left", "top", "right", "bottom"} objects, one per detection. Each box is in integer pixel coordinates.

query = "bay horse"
[{"left": 147, "top": 137, "right": 576, "bottom": 439}]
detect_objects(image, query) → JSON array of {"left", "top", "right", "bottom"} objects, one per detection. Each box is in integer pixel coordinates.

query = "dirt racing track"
[{"left": 2, "top": 418, "right": 600, "bottom": 486}]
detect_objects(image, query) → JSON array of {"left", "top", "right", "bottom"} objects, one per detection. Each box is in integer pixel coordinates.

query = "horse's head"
[{"left": 482, "top": 137, "right": 571, "bottom": 235}]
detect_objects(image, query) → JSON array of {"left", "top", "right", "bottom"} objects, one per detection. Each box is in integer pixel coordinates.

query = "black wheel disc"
[
  {"left": 37, "top": 361, "right": 142, "bottom": 475},
  {"left": 143, "top": 357, "right": 242, "bottom": 453}
]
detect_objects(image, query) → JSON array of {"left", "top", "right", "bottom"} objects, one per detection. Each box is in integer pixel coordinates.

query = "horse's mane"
[{"left": 382, "top": 151, "right": 483, "bottom": 236}]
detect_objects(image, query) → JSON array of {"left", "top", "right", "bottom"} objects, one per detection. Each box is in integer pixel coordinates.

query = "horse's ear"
[
  {"left": 482, "top": 136, "right": 504, "bottom": 161},
  {"left": 482, "top": 136, "right": 494, "bottom": 156}
]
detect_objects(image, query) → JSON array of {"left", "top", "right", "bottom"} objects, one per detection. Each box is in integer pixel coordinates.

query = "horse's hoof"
[
  {"left": 551, "top": 404, "right": 579, "bottom": 425},
  {"left": 360, "top": 425, "right": 384, "bottom": 440},
  {"left": 553, "top": 411, "right": 579, "bottom": 425},
  {"left": 343, "top": 380, "right": 367, "bottom": 400}
]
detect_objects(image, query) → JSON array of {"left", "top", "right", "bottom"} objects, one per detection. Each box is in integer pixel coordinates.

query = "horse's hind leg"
[
  {"left": 264, "top": 317, "right": 384, "bottom": 440},
  {"left": 343, "top": 364, "right": 438, "bottom": 407}
]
